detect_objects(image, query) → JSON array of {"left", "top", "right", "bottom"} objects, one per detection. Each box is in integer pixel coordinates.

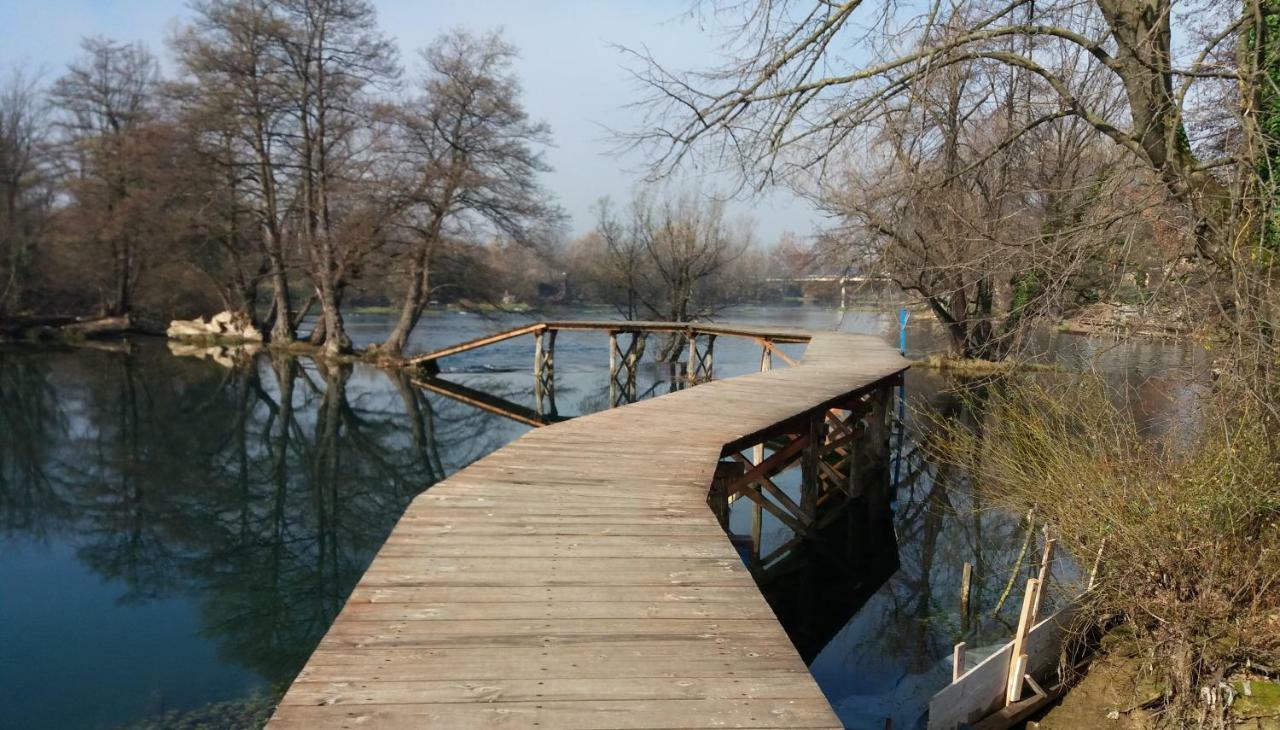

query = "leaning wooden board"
[
  {"left": 928, "top": 608, "right": 1075, "bottom": 729},
  {"left": 268, "top": 329, "right": 908, "bottom": 729}
]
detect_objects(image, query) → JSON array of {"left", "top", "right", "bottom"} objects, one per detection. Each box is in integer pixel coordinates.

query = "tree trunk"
[
  {"left": 382, "top": 247, "right": 430, "bottom": 356},
  {"left": 317, "top": 278, "right": 350, "bottom": 356},
  {"left": 266, "top": 243, "right": 293, "bottom": 343}
]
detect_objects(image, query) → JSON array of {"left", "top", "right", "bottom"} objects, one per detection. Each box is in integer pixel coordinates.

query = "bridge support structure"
[
  {"left": 686, "top": 332, "right": 716, "bottom": 383},
  {"left": 710, "top": 373, "right": 899, "bottom": 569},
  {"left": 608, "top": 330, "right": 645, "bottom": 407}
]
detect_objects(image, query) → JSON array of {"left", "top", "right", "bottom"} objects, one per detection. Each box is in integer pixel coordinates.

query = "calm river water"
[{"left": 0, "top": 305, "right": 1200, "bottom": 729}]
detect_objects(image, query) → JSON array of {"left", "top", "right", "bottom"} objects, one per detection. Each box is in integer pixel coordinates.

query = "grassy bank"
[{"left": 934, "top": 376, "right": 1280, "bottom": 726}]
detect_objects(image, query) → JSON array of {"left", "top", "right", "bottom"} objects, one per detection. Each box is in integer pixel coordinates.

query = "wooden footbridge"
[{"left": 269, "top": 321, "right": 908, "bottom": 729}]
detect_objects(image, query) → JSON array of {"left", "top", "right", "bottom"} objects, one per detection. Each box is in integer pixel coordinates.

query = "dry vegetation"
[{"left": 937, "top": 376, "right": 1280, "bottom": 725}]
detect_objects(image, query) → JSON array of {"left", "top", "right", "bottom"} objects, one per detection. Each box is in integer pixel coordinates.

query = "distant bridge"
[{"left": 764, "top": 274, "right": 896, "bottom": 307}]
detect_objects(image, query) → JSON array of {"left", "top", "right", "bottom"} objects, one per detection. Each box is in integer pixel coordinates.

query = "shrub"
[{"left": 935, "top": 375, "right": 1280, "bottom": 726}]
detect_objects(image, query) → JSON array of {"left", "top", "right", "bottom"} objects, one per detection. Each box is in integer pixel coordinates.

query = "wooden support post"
[
  {"left": 708, "top": 460, "right": 742, "bottom": 531},
  {"left": 627, "top": 331, "right": 642, "bottom": 393},
  {"left": 753, "top": 350, "right": 770, "bottom": 466},
  {"left": 1034, "top": 535, "right": 1054, "bottom": 619},
  {"left": 750, "top": 497, "right": 763, "bottom": 563},
  {"left": 700, "top": 334, "right": 716, "bottom": 380},
  {"left": 533, "top": 329, "right": 544, "bottom": 377},
  {"left": 800, "top": 413, "right": 823, "bottom": 520},
  {"left": 533, "top": 329, "right": 546, "bottom": 415},
  {"left": 686, "top": 332, "right": 698, "bottom": 383},
  {"left": 1006, "top": 577, "right": 1043, "bottom": 705},
  {"left": 607, "top": 331, "right": 640, "bottom": 407},
  {"left": 1088, "top": 538, "right": 1106, "bottom": 591},
  {"left": 952, "top": 642, "right": 967, "bottom": 682},
  {"left": 544, "top": 328, "right": 557, "bottom": 386},
  {"left": 733, "top": 481, "right": 809, "bottom": 535},
  {"left": 961, "top": 561, "right": 974, "bottom": 629},
  {"left": 608, "top": 331, "right": 618, "bottom": 381},
  {"left": 533, "top": 328, "right": 556, "bottom": 417},
  {"left": 857, "top": 385, "right": 892, "bottom": 542}
]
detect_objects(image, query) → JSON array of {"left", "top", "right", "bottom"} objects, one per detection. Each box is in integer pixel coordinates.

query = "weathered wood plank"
[{"left": 269, "top": 327, "right": 909, "bottom": 729}]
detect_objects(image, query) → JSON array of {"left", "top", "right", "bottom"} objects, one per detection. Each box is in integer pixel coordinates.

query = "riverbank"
[
  {"left": 910, "top": 353, "right": 1061, "bottom": 374},
  {"left": 1033, "top": 632, "right": 1280, "bottom": 729}
]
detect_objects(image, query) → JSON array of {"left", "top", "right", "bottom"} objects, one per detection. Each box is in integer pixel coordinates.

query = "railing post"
[
  {"left": 686, "top": 331, "right": 698, "bottom": 383},
  {"left": 534, "top": 328, "right": 557, "bottom": 417},
  {"left": 544, "top": 328, "right": 556, "bottom": 386},
  {"left": 623, "top": 331, "right": 640, "bottom": 403},
  {"left": 533, "top": 329, "right": 545, "bottom": 381},
  {"left": 608, "top": 331, "right": 619, "bottom": 408},
  {"left": 755, "top": 346, "right": 772, "bottom": 466},
  {"left": 701, "top": 334, "right": 716, "bottom": 381}
]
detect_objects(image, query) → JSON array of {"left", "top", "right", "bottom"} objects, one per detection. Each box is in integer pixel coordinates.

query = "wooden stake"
[
  {"left": 1088, "top": 537, "right": 1106, "bottom": 591},
  {"left": 1007, "top": 653, "right": 1030, "bottom": 705},
  {"left": 1037, "top": 537, "right": 1056, "bottom": 588},
  {"left": 1034, "top": 535, "right": 1054, "bottom": 619},
  {"left": 952, "top": 641, "right": 967, "bottom": 682},
  {"left": 960, "top": 561, "right": 973, "bottom": 626},
  {"left": 1007, "top": 577, "right": 1042, "bottom": 705}
]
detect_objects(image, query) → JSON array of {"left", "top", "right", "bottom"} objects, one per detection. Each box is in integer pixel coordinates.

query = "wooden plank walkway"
[{"left": 269, "top": 328, "right": 908, "bottom": 729}]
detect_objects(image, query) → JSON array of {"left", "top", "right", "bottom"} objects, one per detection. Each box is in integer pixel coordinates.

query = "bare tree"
[
  {"left": 51, "top": 38, "right": 160, "bottom": 316},
  {"left": 273, "top": 0, "right": 399, "bottom": 355},
  {"left": 627, "top": 0, "right": 1274, "bottom": 365},
  {"left": 375, "top": 30, "right": 557, "bottom": 356},
  {"left": 814, "top": 31, "right": 1139, "bottom": 357},
  {"left": 0, "top": 66, "right": 53, "bottom": 317},
  {"left": 592, "top": 190, "right": 749, "bottom": 360},
  {"left": 173, "top": 0, "right": 299, "bottom": 341}
]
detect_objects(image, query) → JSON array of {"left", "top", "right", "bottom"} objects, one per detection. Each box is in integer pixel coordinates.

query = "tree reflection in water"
[
  {"left": 0, "top": 335, "right": 1188, "bottom": 730},
  {"left": 0, "top": 343, "right": 530, "bottom": 728}
]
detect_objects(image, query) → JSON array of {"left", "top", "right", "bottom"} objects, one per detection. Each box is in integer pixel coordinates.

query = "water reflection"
[
  {"left": 0, "top": 308, "right": 1205, "bottom": 730},
  {"left": 0, "top": 344, "right": 528, "bottom": 729}
]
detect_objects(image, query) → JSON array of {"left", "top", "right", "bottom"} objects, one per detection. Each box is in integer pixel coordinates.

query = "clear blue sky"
[{"left": 0, "top": 0, "right": 821, "bottom": 243}]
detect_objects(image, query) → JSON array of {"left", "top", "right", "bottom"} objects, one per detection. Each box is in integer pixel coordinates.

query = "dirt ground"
[
  {"left": 1030, "top": 651, "right": 1155, "bottom": 730},
  {"left": 1029, "top": 650, "right": 1280, "bottom": 729}
]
